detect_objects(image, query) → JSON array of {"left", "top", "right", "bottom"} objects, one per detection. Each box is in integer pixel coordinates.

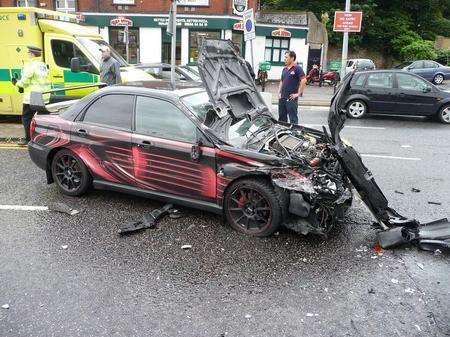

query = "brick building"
[{"left": 1, "top": 1, "right": 325, "bottom": 79}]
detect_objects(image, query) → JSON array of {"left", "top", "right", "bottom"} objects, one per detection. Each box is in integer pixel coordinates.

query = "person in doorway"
[
  {"left": 234, "top": 44, "right": 255, "bottom": 80},
  {"left": 278, "top": 50, "right": 306, "bottom": 124},
  {"left": 12, "top": 46, "right": 50, "bottom": 145},
  {"left": 99, "top": 45, "right": 122, "bottom": 85}
]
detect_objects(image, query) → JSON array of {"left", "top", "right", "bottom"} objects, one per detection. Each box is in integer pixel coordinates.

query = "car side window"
[
  {"left": 82, "top": 94, "right": 134, "bottom": 130},
  {"left": 424, "top": 61, "right": 438, "bottom": 69},
  {"left": 397, "top": 73, "right": 430, "bottom": 91},
  {"left": 347, "top": 61, "right": 354, "bottom": 67},
  {"left": 410, "top": 61, "right": 424, "bottom": 69},
  {"left": 135, "top": 96, "right": 197, "bottom": 143},
  {"left": 352, "top": 74, "right": 366, "bottom": 86},
  {"left": 366, "top": 73, "right": 393, "bottom": 88},
  {"left": 51, "top": 40, "right": 90, "bottom": 69}
]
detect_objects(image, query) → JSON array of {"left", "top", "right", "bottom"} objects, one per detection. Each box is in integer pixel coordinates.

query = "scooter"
[{"left": 321, "top": 70, "right": 340, "bottom": 86}]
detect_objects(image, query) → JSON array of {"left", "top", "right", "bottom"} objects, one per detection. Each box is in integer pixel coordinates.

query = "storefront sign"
[
  {"left": 112, "top": 0, "right": 135, "bottom": 4},
  {"left": 232, "top": 0, "right": 248, "bottom": 16},
  {"left": 233, "top": 21, "right": 244, "bottom": 31},
  {"left": 178, "top": 0, "right": 209, "bottom": 6},
  {"left": 153, "top": 17, "right": 209, "bottom": 28},
  {"left": 110, "top": 16, "right": 133, "bottom": 27},
  {"left": 333, "top": 11, "right": 362, "bottom": 32},
  {"left": 271, "top": 28, "right": 291, "bottom": 38}
]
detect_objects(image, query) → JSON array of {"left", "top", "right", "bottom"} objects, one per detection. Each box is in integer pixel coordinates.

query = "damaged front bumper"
[{"left": 328, "top": 74, "right": 450, "bottom": 250}]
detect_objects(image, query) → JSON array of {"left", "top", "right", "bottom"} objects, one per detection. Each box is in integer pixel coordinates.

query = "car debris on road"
[{"left": 118, "top": 204, "right": 174, "bottom": 235}]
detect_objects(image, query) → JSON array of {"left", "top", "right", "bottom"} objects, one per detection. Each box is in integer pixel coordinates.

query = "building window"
[
  {"left": 264, "top": 37, "right": 290, "bottom": 65},
  {"left": 55, "top": 0, "right": 77, "bottom": 13},
  {"left": 16, "top": 0, "right": 36, "bottom": 6},
  {"left": 189, "top": 30, "right": 221, "bottom": 64}
]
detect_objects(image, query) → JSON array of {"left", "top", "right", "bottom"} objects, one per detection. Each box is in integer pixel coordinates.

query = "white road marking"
[
  {"left": 401, "top": 145, "right": 412, "bottom": 148},
  {"left": 0, "top": 205, "right": 48, "bottom": 211},
  {"left": 360, "top": 154, "right": 421, "bottom": 161}
]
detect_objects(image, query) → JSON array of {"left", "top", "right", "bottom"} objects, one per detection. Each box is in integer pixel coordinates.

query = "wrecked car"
[{"left": 27, "top": 39, "right": 450, "bottom": 249}]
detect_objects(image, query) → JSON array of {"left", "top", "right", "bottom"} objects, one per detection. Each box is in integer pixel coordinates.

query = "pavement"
[
  {"left": 0, "top": 106, "right": 449, "bottom": 337},
  {"left": 261, "top": 81, "right": 335, "bottom": 106}
]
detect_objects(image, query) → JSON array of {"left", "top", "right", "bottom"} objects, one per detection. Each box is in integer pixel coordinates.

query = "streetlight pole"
[
  {"left": 341, "top": 0, "right": 350, "bottom": 78},
  {"left": 170, "top": 0, "right": 177, "bottom": 90}
]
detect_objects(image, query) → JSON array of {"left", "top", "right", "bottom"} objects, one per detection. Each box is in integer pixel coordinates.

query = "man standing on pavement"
[
  {"left": 13, "top": 46, "right": 50, "bottom": 145},
  {"left": 278, "top": 51, "right": 306, "bottom": 124},
  {"left": 99, "top": 46, "right": 122, "bottom": 86}
]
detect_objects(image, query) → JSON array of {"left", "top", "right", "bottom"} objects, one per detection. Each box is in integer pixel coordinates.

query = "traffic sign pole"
[
  {"left": 341, "top": 0, "right": 351, "bottom": 78},
  {"left": 243, "top": 8, "right": 256, "bottom": 73},
  {"left": 170, "top": 0, "right": 177, "bottom": 90}
]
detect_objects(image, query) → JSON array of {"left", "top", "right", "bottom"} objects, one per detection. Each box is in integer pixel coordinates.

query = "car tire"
[
  {"left": 433, "top": 74, "right": 444, "bottom": 85},
  {"left": 51, "top": 149, "right": 92, "bottom": 196},
  {"left": 437, "top": 105, "right": 450, "bottom": 124},
  {"left": 224, "top": 178, "right": 285, "bottom": 237},
  {"left": 346, "top": 100, "right": 367, "bottom": 119}
]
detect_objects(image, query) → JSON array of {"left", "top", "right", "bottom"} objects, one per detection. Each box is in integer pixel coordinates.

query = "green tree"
[{"left": 400, "top": 40, "right": 438, "bottom": 60}]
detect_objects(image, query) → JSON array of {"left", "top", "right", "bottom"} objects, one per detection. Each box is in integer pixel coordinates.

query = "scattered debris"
[
  {"left": 427, "top": 201, "right": 442, "bottom": 205},
  {"left": 391, "top": 279, "right": 399, "bottom": 284},
  {"left": 118, "top": 204, "right": 174, "bottom": 235},
  {"left": 373, "top": 244, "right": 384, "bottom": 256},
  {"left": 414, "top": 324, "right": 421, "bottom": 332},
  {"left": 169, "top": 208, "right": 182, "bottom": 219},
  {"left": 411, "top": 188, "right": 421, "bottom": 193},
  {"left": 404, "top": 287, "right": 415, "bottom": 294},
  {"left": 48, "top": 202, "right": 79, "bottom": 215},
  {"left": 434, "top": 249, "right": 442, "bottom": 256},
  {"left": 401, "top": 145, "right": 412, "bottom": 148},
  {"left": 61, "top": 245, "right": 68, "bottom": 250},
  {"left": 1, "top": 304, "right": 9, "bottom": 309},
  {"left": 368, "top": 288, "right": 376, "bottom": 294},
  {"left": 306, "top": 313, "right": 319, "bottom": 317},
  {"left": 394, "top": 190, "right": 404, "bottom": 195},
  {"left": 416, "top": 262, "right": 424, "bottom": 270},
  {"left": 181, "top": 245, "right": 192, "bottom": 250},
  {"left": 244, "top": 314, "right": 252, "bottom": 319}
]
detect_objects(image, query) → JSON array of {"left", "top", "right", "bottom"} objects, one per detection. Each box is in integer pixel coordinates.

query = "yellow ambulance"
[{"left": 0, "top": 7, "right": 153, "bottom": 115}]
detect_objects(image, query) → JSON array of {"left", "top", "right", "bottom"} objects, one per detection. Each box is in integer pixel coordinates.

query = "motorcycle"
[{"left": 306, "top": 65, "right": 340, "bottom": 87}]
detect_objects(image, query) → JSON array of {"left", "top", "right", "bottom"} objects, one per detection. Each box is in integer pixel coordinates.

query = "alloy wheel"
[
  {"left": 227, "top": 186, "right": 272, "bottom": 232},
  {"left": 348, "top": 101, "right": 366, "bottom": 118},
  {"left": 441, "top": 106, "right": 450, "bottom": 123},
  {"left": 54, "top": 154, "right": 83, "bottom": 192},
  {"left": 434, "top": 74, "right": 444, "bottom": 85}
]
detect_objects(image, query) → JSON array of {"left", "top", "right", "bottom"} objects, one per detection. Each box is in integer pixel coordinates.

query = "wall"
[
  {"left": 139, "top": 27, "right": 161, "bottom": 63},
  {"left": 327, "top": 46, "right": 396, "bottom": 69}
]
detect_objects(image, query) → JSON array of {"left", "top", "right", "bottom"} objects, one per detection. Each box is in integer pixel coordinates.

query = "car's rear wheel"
[
  {"left": 437, "top": 105, "right": 450, "bottom": 124},
  {"left": 347, "top": 100, "right": 367, "bottom": 119},
  {"left": 224, "top": 178, "right": 285, "bottom": 237},
  {"left": 433, "top": 74, "right": 444, "bottom": 85},
  {"left": 51, "top": 149, "right": 91, "bottom": 196}
]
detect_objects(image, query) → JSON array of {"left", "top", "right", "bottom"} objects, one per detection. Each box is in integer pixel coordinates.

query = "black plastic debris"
[
  {"left": 394, "top": 190, "right": 404, "bottom": 195},
  {"left": 169, "top": 208, "right": 182, "bottom": 219},
  {"left": 118, "top": 204, "right": 174, "bottom": 235},
  {"left": 411, "top": 188, "right": 421, "bottom": 193},
  {"left": 48, "top": 202, "right": 79, "bottom": 215},
  {"left": 427, "top": 201, "right": 442, "bottom": 205}
]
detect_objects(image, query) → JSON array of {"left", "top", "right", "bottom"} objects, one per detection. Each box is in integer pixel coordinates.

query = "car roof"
[
  {"left": 97, "top": 83, "right": 204, "bottom": 100},
  {"left": 136, "top": 63, "right": 173, "bottom": 68},
  {"left": 354, "top": 69, "right": 412, "bottom": 74}
]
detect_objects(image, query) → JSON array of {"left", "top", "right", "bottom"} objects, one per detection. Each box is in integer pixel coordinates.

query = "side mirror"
[{"left": 71, "top": 57, "right": 80, "bottom": 73}]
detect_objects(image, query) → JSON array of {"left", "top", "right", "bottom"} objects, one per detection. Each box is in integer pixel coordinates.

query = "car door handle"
[
  {"left": 136, "top": 140, "right": 152, "bottom": 149},
  {"left": 77, "top": 129, "right": 88, "bottom": 137},
  {"left": 399, "top": 93, "right": 405, "bottom": 97}
]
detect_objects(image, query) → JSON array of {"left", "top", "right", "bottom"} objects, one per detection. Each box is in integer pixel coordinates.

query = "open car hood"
[{"left": 197, "top": 39, "right": 270, "bottom": 119}]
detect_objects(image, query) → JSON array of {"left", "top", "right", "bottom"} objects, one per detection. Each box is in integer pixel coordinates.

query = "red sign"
[
  {"left": 110, "top": 16, "right": 133, "bottom": 27},
  {"left": 233, "top": 22, "right": 244, "bottom": 31},
  {"left": 271, "top": 28, "right": 292, "bottom": 38},
  {"left": 333, "top": 11, "right": 362, "bottom": 32}
]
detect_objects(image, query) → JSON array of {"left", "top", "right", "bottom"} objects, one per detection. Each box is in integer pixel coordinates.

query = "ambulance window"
[{"left": 51, "top": 40, "right": 90, "bottom": 69}]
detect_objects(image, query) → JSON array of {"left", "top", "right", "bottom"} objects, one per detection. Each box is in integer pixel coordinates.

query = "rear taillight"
[{"left": 30, "top": 118, "right": 37, "bottom": 140}]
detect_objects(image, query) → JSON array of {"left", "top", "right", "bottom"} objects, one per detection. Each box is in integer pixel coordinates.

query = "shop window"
[
  {"left": 264, "top": 37, "right": 290, "bottom": 65},
  {"left": 189, "top": 30, "right": 221, "bottom": 64},
  {"left": 110, "top": 27, "right": 140, "bottom": 64},
  {"left": 16, "top": 0, "right": 36, "bottom": 6},
  {"left": 51, "top": 39, "right": 91, "bottom": 69},
  {"left": 55, "top": 0, "right": 77, "bottom": 13},
  {"left": 232, "top": 32, "right": 245, "bottom": 57}
]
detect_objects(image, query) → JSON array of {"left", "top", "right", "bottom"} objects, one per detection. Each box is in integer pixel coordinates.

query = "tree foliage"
[{"left": 261, "top": 0, "right": 450, "bottom": 60}]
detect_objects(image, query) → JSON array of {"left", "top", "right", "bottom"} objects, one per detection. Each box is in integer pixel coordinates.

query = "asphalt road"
[{"left": 1, "top": 109, "right": 449, "bottom": 337}]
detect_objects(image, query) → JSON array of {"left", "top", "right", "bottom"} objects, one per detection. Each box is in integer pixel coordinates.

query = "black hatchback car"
[{"left": 344, "top": 70, "right": 450, "bottom": 123}]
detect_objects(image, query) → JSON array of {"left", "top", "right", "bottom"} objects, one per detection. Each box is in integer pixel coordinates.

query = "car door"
[
  {"left": 364, "top": 72, "right": 396, "bottom": 113},
  {"left": 71, "top": 93, "right": 135, "bottom": 184},
  {"left": 131, "top": 95, "right": 217, "bottom": 202},
  {"left": 407, "top": 61, "right": 427, "bottom": 79},
  {"left": 422, "top": 61, "right": 439, "bottom": 81},
  {"left": 395, "top": 72, "right": 439, "bottom": 115}
]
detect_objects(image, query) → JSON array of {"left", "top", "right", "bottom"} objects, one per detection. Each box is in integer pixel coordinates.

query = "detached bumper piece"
[
  {"left": 118, "top": 204, "right": 174, "bottom": 235},
  {"left": 378, "top": 218, "right": 450, "bottom": 250}
]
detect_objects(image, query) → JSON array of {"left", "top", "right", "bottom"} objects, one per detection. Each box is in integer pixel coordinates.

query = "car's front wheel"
[
  {"left": 433, "top": 74, "right": 444, "bottom": 85},
  {"left": 51, "top": 149, "right": 92, "bottom": 196},
  {"left": 224, "top": 178, "right": 285, "bottom": 237},
  {"left": 347, "top": 100, "right": 367, "bottom": 119},
  {"left": 437, "top": 105, "right": 450, "bottom": 124}
]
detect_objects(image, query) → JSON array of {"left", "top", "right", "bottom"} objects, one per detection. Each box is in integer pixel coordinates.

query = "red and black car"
[{"left": 28, "top": 40, "right": 450, "bottom": 249}]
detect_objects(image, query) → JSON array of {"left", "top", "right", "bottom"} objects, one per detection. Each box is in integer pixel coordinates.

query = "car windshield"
[
  {"left": 181, "top": 91, "right": 272, "bottom": 146},
  {"left": 77, "top": 38, "right": 128, "bottom": 67}
]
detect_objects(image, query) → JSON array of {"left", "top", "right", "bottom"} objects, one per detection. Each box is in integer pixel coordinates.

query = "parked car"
[
  {"left": 345, "top": 59, "right": 376, "bottom": 74},
  {"left": 394, "top": 60, "right": 450, "bottom": 85},
  {"left": 136, "top": 63, "right": 201, "bottom": 83},
  {"left": 343, "top": 70, "right": 450, "bottom": 123},
  {"left": 27, "top": 40, "right": 448, "bottom": 244},
  {"left": 179, "top": 65, "right": 201, "bottom": 80}
]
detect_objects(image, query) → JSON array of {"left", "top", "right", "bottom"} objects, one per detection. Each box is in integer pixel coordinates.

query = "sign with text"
[
  {"left": 178, "top": 0, "right": 209, "bottom": 6},
  {"left": 333, "top": 11, "right": 362, "bottom": 32},
  {"left": 243, "top": 8, "right": 255, "bottom": 41},
  {"left": 271, "top": 28, "right": 291, "bottom": 38},
  {"left": 110, "top": 16, "right": 133, "bottom": 27},
  {"left": 232, "top": 0, "right": 248, "bottom": 15},
  {"left": 233, "top": 21, "right": 244, "bottom": 31}
]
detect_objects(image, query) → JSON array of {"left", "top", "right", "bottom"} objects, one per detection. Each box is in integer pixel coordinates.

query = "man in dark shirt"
[
  {"left": 99, "top": 46, "right": 122, "bottom": 86},
  {"left": 278, "top": 50, "right": 306, "bottom": 124}
]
